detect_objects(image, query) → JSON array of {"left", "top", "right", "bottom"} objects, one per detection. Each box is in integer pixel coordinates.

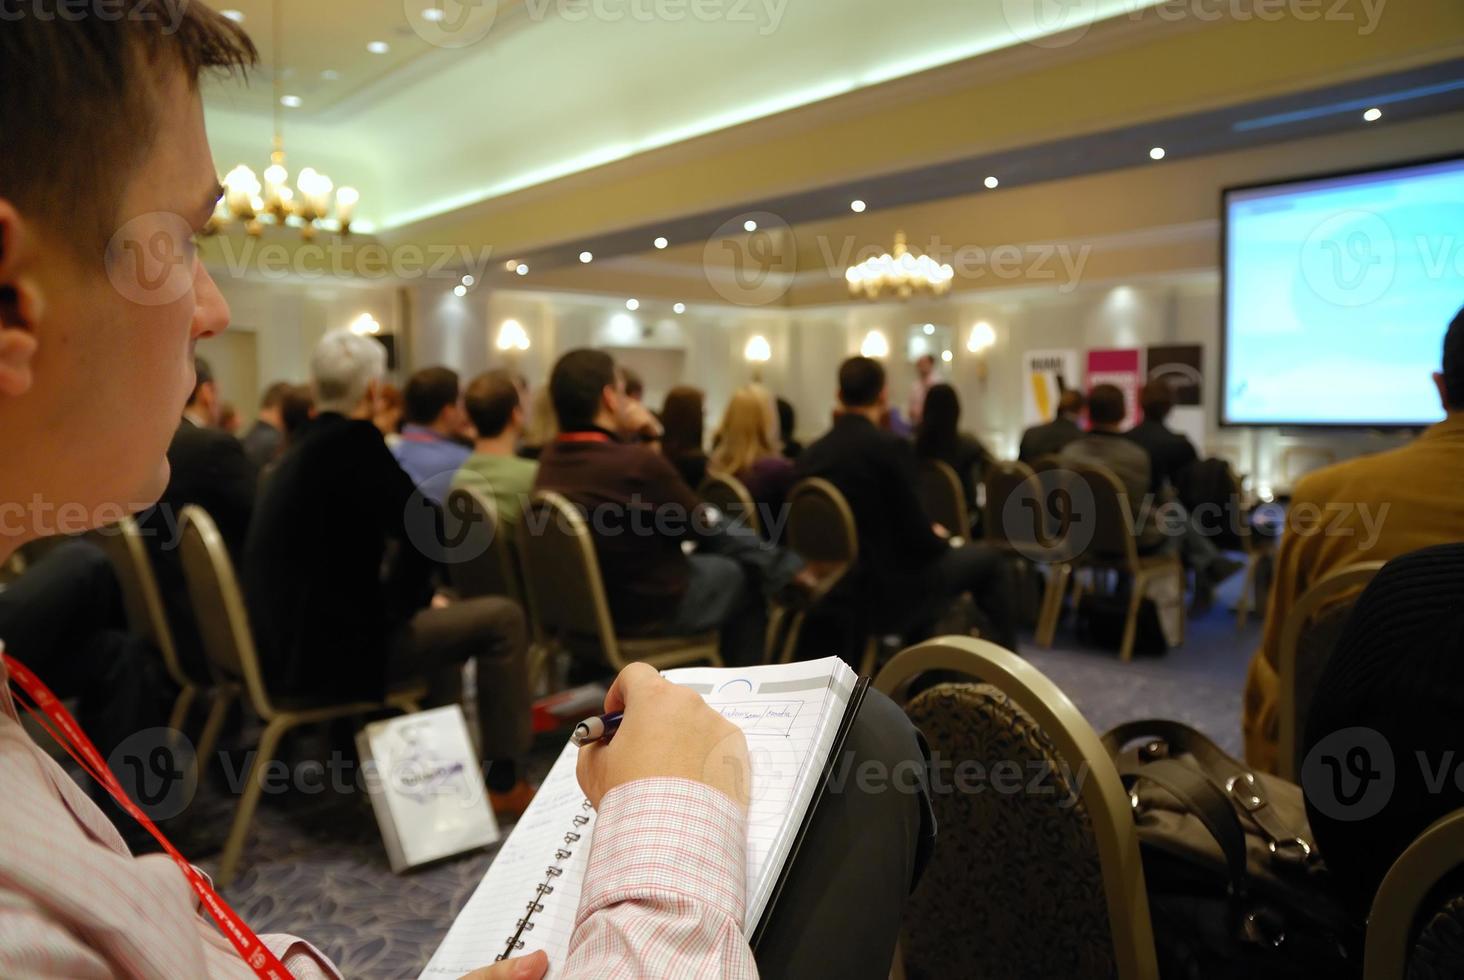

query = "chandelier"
[
  {"left": 209, "top": 0, "right": 358, "bottom": 240},
  {"left": 845, "top": 231, "right": 954, "bottom": 300}
]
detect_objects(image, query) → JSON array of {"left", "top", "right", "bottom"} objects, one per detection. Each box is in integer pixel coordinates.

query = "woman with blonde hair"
[{"left": 710, "top": 384, "right": 796, "bottom": 537}]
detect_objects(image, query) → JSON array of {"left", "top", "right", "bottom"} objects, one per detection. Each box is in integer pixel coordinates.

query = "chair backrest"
[
  {"left": 784, "top": 478, "right": 858, "bottom": 588},
  {"left": 699, "top": 471, "right": 761, "bottom": 537},
  {"left": 443, "top": 486, "right": 523, "bottom": 604},
  {"left": 176, "top": 505, "right": 275, "bottom": 718},
  {"left": 90, "top": 516, "right": 195, "bottom": 689},
  {"left": 1069, "top": 463, "right": 1141, "bottom": 569},
  {"left": 916, "top": 458, "right": 969, "bottom": 538},
  {"left": 517, "top": 491, "right": 619, "bottom": 666},
  {"left": 1366, "top": 808, "right": 1464, "bottom": 980},
  {"left": 982, "top": 460, "right": 1037, "bottom": 552},
  {"left": 876, "top": 637, "right": 1157, "bottom": 980},
  {"left": 1029, "top": 453, "right": 1064, "bottom": 474},
  {"left": 1276, "top": 560, "right": 1386, "bottom": 781}
]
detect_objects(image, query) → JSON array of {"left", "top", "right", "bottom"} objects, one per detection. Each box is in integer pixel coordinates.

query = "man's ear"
[
  {"left": 1434, "top": 371, "right": 1452, "bottom": 413},
  {"left": 0, "top": 200, "right": 44, "bottom": 398}
]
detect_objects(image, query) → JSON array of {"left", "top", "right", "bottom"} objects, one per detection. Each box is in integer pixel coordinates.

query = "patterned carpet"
[{"left": 190, "top": 582, "right": 1260, "bottom": 978}]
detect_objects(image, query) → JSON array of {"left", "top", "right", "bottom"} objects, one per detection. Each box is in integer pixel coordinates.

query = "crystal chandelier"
[
  {"left": 208, "top": 0, "right": 358, "bottom": 240},
  {"left": 845, "top": 231, "right": 954, "bottom": 300}
]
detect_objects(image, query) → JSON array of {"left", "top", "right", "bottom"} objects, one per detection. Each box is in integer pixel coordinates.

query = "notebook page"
[
  {"left": 420, "top": 741, "right": 592, "bottom": 978},
  {"left": 662, "top": 656, "right": 856, "bottom": 931}
]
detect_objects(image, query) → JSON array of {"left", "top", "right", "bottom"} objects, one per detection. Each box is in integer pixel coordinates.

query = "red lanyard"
[
  {"left": 2, "top": 652, "right": 295, "bottom": 979},
  {"left": 557, "top": 431, "right": 612, "bottom": 444}
]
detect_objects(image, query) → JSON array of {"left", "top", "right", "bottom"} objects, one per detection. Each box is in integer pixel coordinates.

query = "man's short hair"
[
  {"left": 1087, "top": 384, "right": 1126, "bottom": 426},
  {"left": 188, "top": 356, "right": 214, "bottom": 406},
  {"left": 464, "top": 370, "right": 522, "bottom": 438},
  {"left": 311, "top": 331, "right": 386, "bottom": 415},
  {"left": 1444, "top": 305, "right": 1464, "bottom": 411},
  {"left": 838, "top": 357, "right": 885, "bottom": 408},
  {"left": 550, "top": 349, "right": 616, "bottom": 431},
  {"left": 259, "top": 380, "right": 294, "bottom": 411},
  {"left": 1139, "top": 379, "right": 1175, "bottom": 422},
  {"left": 1057, "top": 389, "right": 1085, "bottom": 417},
  {"left": 403, "top": 367, "right": 461, "bottom": 426},
  {"left": 0, "top": 2, "right": 256, "bottom": 259}
]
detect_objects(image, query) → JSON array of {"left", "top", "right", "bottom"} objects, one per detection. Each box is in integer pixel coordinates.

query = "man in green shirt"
[{"left": 453, "top": 369, "right": 538, "bottom": 527}]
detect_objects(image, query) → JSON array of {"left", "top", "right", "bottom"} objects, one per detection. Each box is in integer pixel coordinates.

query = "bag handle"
[
  {"left": 1119, "top": 757, "right": 1251, "bottom": 903},
  {"left": 1103, "top": 719, "right": 1314, "bottom": 865}
]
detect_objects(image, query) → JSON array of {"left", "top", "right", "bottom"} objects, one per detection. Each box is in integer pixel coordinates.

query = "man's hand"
[
  {"left": 459, "top": 950, "right": 548, "bottom": 979},
  {"left": 576, "top": 663, "right": 750, "bottom": 810},
  {"left": 618, "top": 399, "right": 663, "bottom": 442}
]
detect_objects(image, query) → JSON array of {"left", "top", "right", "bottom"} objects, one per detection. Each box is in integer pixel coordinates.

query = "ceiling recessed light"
[
  {"left": 850, "top": 199, "right": 867, "bottom": 213},
  {"left": 1363, "top": 107, "right": 1382, "bottom": 122},
  {"left": 461, "top": 274, "right": 475, "bottom": 286},
  {"left": 653, "top": 236, "right": 669, "bottom": 249},
  {"left": 421, "top": 6, "right": 446, "bottom": 20},
  {"left": 941, "top": 349, "right": 953, "bottom": 363},
  {"left": 515, "top": 263, "right": 529, "bottom": 276},
  {"left": 673, "top": 302, "right": 686, "bottom": 314},
  {"left": 579, "top": 250, "right": 593, "bottom": 263},
  {"left": 922, "top": 323, "right": 935, "bottom": 335},
  {"left": 743, "top": 219, "right": 758, "bottom": 232},
  {"left": 367, "top": 41, "right": 390, "bottom": 54},
  {"left": 626, "top": 298, "right": 640, "bottom": 311},
  {"left": 220, "top": 9, "right": 244, "bottom": 22},
  {"left": 320, "top": 69, "right": 340, "bottom": 81},
  {"left": 1149, "top": 146, "right": 1166, "bottom": 160},
  {"left": 983, "top": 175, "right": 999, "bottom": 189},
  {"left": 453, "top": 285, "right": 467, "bottom": 297},
  {"left": 280, "top": 95, "right": 302, "bottom": 108}
]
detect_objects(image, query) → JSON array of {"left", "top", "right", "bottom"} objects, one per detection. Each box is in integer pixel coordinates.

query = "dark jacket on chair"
[
  {"left": 137, "top": 417, "right": 256, "bottom": 679},
  {"left": 243, "top": 413, "right": 436, "bottom": 702}
]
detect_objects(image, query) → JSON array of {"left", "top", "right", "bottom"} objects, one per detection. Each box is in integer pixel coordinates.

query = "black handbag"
[{"left": 1102, "top": 720, "right": 1363, "bottom": 978}]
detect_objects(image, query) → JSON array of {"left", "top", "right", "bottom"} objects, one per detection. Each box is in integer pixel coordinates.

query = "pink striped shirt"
[{"left": 0, "top": 655, "right": 756, "bottom": 978}]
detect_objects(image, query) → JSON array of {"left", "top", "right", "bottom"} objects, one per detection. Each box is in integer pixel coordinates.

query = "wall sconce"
[
  {"left": 495, "top": 318, "right": 531, "bottom": 352},
  {"left": 744, "top": 334, "right": 772, "bottom": 363},
  {"left": 348, "top": 313, "right": 381, "bottom": 336},
  {"left": 860, "top": 329, "right": 889, "bottom": 359},
  {"left": 966, "top": 320, "right": 996, "bottom": 381}
]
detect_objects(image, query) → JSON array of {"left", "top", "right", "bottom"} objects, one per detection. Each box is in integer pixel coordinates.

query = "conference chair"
[
  {"left": 1043, "top": 463, "right": 1186, "bottom": 662},
  {"left": 699, "top": 471, "right": 761, "bottom": 537},
  {"left": 517, "top": 491, "right": 721, "bottom": 673},
  {"left": 772, "top": 478, "right": 881, "bottom": 672},
  {"left": 982, "top": 460, "right": 1054, "bottom": 633},
  {"left": 1275, "top": 560, "right": 1386, "bottom": 782},
  {"left": 1028, "top": 453, "right": 1065, "bottom": 474},
  {"left": 443, "top": 486, "right": 552, "bottom": 694},
  {"left": 875, "top": 636, "right": 1158, "bottom": 980},
  {"left": 1366, "top": 808, "right": 1464, "bottom": 980},
  {"left": 176, "top": 506, "right": 425, "bottom": 887},
  {"left": 915, "top": 458, "right": 969, "bottom": 539}
]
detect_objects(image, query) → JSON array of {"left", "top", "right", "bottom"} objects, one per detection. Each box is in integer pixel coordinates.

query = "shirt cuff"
[{"left": 576, "top": 778, "right": 747, "bottom": 930}]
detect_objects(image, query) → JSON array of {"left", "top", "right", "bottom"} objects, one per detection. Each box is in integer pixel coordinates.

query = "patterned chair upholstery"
[
  {"left": 1411, "top": 895, "right": 1464, "bottom": 980},
  {"left": 901, "top": 682, "right": 1118, "bottom": 980}
]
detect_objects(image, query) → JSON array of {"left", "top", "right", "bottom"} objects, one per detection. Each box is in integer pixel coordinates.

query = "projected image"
[{"left": 1223, "top": 156, "right": 1464, "bottom": 426}]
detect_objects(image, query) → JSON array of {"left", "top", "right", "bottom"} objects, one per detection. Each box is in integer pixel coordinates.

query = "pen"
[{"left": 571, "top": 711, "right": 624, "bottom": 746}]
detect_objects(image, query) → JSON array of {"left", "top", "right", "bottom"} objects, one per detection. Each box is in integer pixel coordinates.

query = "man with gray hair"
[{"left": 244, "top": 330, "right": 536, "bottom": 813}]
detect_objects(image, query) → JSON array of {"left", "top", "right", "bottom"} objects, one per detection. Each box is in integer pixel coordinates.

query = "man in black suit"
[
  {"left": 240, "top": 380, "right": 293, "bottom": 470},
  {"left": 1125, "top": 379, "right": 1199, "bottom": 495},
  {"left": 794, "top": 357, "right": 1016, "bottom": 651},
  {"left": 1019, "top": 388, "right": 1085, "bottom": 463},
  {"left": 136, "top": 356, "right": 256, "bottom": 679},
  {"left": 244, "top": 330, "right": 534, "bottom": 814}
]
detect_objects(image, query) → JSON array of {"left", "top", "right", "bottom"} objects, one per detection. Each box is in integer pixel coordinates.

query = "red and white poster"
[{"left": 1086, "top": 348, "right": 1143, "bottom": 428}]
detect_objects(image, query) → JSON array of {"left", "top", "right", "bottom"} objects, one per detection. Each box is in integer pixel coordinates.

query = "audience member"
[
  {"left": 1019, "top": 388, "right": 1085, "bottom": 462},
  {"left": 393, "top": 365, "right": 472, "bottom": 505},
  {"left": 245, "top": 332, "right": 534, "bottom": 813},
  {"left": 914, "top": 382, "right": 991, "bottom": 520},
  {"left": 661, "top": 384, "right": 710, "bottom": 489},
  {"left": 453, "top": 369, "right": 537, "bottom": 527},
  {"left": 535, "top": 350, "right": 806, "bottom": 666},
  {"left": 620, "top": 366, "right": 645, "bottom": 403},
  {"left": 1303, "top": 543, "right": 1464, "bottom": 917},
  {"left": 709, "top": 383, "right": 796, "bottom": 535},
  {"left": 796, "top": 357, "right": 1017, "bottom": 652},
  {"left": 1125, "top": 379, "right": 1198, "bottom": 495},
  {"left": 216, "top": 401, "right": 239, "bottom": 435},
  {"left": 241, "top": 380, "right": 293, "bottom": 468},
  {"left": 136, "top": 355, "right": 256, "bottom": 679},
  {"left": 1245, "top": 305, "right": 1464, "bottom": 772},
  {"left": 907, "top": 352, "right": 941, "bottom": 426},
  {"left": 777, "top": 396, "right": 804, "bottom": 459},
  {"left": 279, "top": 382, "right": 315, "bottom": 440},
  {"left": 374, "top": 380, "right": 405, "bottom": 446}
]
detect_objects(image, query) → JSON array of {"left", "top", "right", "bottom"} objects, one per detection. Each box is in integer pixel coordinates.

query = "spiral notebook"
[{"left": 419, "top": 656, "right": 865, "bottom": 978}]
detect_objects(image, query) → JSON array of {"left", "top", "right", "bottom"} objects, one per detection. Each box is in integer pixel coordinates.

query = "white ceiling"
[{"left": 203, "top": 0, "right": 1160, "bottom": 232}]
